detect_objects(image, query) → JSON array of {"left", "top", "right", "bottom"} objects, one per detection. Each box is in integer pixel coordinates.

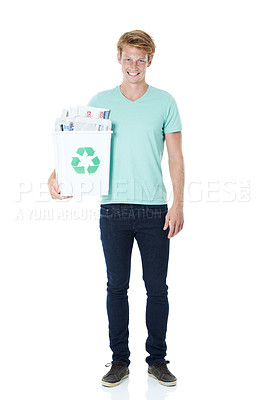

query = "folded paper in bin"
[
  {"left": 85, "top": 106, "right": 110, "bottom": 119},
  {"left": 55, "top": 117, "right": 75, "bottom": 131},
  {"left": 61, "top": 105, "right": 110, "bottom": 119},
  {"left": 74, "top": 117, "right": 112, "bottom": 131},
  {"left": 55, "top": 117, "right": 112, "bottom": 132}
]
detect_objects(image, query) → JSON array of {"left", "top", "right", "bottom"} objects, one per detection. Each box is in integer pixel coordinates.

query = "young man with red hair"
[{"left": 48, "top": 29, "right": 184, "bottom": 387}]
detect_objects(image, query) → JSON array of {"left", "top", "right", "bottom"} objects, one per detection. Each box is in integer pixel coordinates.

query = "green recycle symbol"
[{"left": 71, "top": 147, "right": 100, "bottom": 174}]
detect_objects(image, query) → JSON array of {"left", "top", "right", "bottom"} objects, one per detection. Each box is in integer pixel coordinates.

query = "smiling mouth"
[{"left": 127, "top": 72, "right": 140, "bottom": 76}]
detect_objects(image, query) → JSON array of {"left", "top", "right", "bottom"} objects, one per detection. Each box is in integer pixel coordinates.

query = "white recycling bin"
[{"left": 51, "top": 130, "right": 113, "bottom": 196}]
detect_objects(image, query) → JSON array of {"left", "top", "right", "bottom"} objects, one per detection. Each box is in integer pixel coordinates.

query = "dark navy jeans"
[{"left": 99, "top": 203, "right": 170, "bottom": 367}]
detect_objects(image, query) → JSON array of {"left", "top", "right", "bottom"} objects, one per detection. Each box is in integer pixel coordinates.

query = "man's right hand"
[{"left": 48, "top": 169, "right": 72, "bottom": 200}]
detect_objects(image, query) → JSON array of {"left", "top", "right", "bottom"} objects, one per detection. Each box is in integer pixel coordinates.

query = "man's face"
[{"left": 117, "top": 45, "right": 152, "bottom": 84}]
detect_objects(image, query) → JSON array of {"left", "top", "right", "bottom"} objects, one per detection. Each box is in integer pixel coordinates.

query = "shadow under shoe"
[
  {"left": 102, "top": 361, "right": 130, "bottom": 387},
  {"left": 148, "top": 360, "right": 177, "bottom": 386}
]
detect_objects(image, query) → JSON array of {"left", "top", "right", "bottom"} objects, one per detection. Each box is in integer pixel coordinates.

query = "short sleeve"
[{"left": 163, "top": 95, "right": 182, "bottom": 134}]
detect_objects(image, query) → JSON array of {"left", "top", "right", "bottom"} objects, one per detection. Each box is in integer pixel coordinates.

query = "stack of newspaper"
[{"left": 55, "top": 105, "right": 111, "bottom": 132}]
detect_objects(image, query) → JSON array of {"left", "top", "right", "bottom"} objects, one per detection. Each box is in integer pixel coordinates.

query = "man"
[{"left": 48, "top": 30, "right": 184, "bottom": 387}]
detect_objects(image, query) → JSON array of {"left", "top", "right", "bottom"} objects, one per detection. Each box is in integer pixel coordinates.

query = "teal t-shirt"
[{"left": 87, "top": 84, "right": 182, "bottom": 205}]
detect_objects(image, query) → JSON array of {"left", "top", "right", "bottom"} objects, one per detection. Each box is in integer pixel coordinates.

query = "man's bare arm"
[{"left": 163, "top": 131, "right": 184, "bottom": 238}]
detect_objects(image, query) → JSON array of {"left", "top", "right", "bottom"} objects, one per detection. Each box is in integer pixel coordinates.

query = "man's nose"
[{"left": 131, "top": 61, "right": 138, "bottom": 69}]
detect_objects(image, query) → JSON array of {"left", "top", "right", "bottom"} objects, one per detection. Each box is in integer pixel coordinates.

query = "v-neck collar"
[{"left": 117, "top": 84, "right": 151, "bottom": 103}]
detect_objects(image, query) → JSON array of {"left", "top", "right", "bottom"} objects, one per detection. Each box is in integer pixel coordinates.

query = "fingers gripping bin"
[{"left": 51, "top": 131, "right": 113, "bottom": 196}]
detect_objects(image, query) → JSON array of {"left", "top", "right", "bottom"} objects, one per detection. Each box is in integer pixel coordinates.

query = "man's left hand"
[{"left": 163, "top": 205, "right": 184, "bottom": 238}]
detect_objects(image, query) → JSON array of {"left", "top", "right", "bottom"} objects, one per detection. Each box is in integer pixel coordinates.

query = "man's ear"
[{"left": 117, "top": 52, "right": 121, "bottom": 64}]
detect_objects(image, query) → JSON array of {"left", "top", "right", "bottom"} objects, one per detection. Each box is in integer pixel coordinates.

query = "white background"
[{"left": 1, "top": 0, "right": 266, "bottom": 399}]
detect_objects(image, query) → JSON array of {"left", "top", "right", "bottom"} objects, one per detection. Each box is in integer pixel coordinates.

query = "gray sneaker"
[
  {"left": 148, "top": 360, "right": 177, "bottom": 386},
  {"left": 102, "top": 361, "right": 129, "bottom": 387}
]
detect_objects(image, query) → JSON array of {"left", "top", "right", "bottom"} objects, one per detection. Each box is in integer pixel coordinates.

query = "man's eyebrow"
[{"left": 123, "top": 55, "right": 146, "bottom": 59}]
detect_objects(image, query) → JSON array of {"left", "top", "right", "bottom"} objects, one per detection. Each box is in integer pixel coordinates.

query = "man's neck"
[{"left": 120, "top": 82, "right": 149, "bottom": 101}]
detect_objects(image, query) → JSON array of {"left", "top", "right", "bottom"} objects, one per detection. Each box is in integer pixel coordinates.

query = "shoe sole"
[
  {"left": 148, "top": 372, "right": 177, "bottom": 386},
  {"left": 101, "top": 374, "right": 129, "bottom": 387}
]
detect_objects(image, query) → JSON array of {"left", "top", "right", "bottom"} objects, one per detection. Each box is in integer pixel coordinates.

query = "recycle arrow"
[{"left": 71, "top": 147, "right": 100, "bottom": 174}]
